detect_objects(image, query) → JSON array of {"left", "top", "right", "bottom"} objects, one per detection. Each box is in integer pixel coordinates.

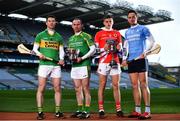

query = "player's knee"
[
  {"left": 75, "top": 86, "right": 81, "bottom": 93},
  {"left": 83, "top": 86, "right": 90, "bottom": 93},
  {"left": 131, "top": 83, "right": 139, "bottom": 89},
  {"left": 37, "top": 88, "right": 45, "bottom": 94},
  {"left": 37, "top": 85, "right": 45, "bottom": 93},
  {"left": 112, "top": 83, "right": 119, "bottom": 90},
  {"left": 140, "top": 83, "right": 148, "bottom": 89},
  {"left": 99, "top": 80, "right": 106, "bottom": 86},
  {"left": 53, "top": 85, "right": 60, "bottom": 92}
]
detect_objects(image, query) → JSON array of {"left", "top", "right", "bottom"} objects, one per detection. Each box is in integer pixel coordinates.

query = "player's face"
[
  {"left": 72, "top": 20, "right": 82, "bottom": 33},
  {"left": 127, "top": 12, "right": 138, "bottom": 26},
  {"left": 103, "top": 18, "right": 113, "bottom": 29},
  {"left": 46, "top": 17, "right": 56, "bottom": 29}
]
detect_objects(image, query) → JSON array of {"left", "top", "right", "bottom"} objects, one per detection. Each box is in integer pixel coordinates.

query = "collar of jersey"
[
  {"left": 101, "top": 27, "right": 113, "bottom": 31},
  {"left": 45, "top": 29, "right": 56, "bottom": 35},
  {"left": 75, "top": 31, "right": 82, "bottom": 36},
  {"left": 130, "top": 24, "right": 139, "bottom": 28}
]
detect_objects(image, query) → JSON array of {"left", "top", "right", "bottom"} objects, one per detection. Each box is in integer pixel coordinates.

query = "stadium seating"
[
  {"left": 0, "top": 66, "right": 179, "bottom": 90},
  {"left": 0, "top": 69, "right": 35, "bottom": 89},
  {"left": 0, "top": 16, "right": 75, "bottom": 45}
]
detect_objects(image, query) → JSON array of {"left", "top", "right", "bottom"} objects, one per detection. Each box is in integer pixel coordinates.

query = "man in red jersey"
[{"left": 95, "top": 15, "right": 123, "bottom": 118}]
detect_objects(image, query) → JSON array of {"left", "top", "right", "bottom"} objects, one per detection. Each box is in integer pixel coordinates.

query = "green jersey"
[
  {"left": 68, "top": 32, "right": 94, "bottom": 67},
  {"left": 35, "top": 29, "right": 63, "bottom": 66}
]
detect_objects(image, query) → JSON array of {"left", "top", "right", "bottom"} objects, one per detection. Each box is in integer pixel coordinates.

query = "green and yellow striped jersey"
[{"left": 35, "top": 29, "right": 63, "bottom": 66}]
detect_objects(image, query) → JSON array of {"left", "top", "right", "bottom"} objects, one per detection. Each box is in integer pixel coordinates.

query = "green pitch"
[{"left": 0, "top": 88, "right": 180, "bottom": 114}]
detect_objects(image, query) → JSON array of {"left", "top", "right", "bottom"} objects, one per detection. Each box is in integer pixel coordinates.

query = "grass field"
[{"left": 0, "top": 88, "right": 180, "bottom": 114}]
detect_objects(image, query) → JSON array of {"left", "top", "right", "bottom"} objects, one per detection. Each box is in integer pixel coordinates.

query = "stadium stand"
[
  {"left": 90, "top": 72, "right": 99, "bottom": 89},
  {"left": 0, "top": 68, "right": 35, "bottom": 89},
  {"left": 0, "top": 66, "right": 178, "bottom": 90},
  {"left": 0, "top": 0, "right": 178, "bottom": 90},
  {"left": 0, "top": 16, "right": 74, "bottom": 45},
  {"left": 0, "top": 83, "right": 7, "bottom": 90},
  {"left": 149, "top": 63, "right": 178, "bottom": 84}
]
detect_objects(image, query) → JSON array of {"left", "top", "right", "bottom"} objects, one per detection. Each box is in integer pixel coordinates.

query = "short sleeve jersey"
[
  {"left": 68, "top": 32, "right": 94, "bottom": 67},
  {"left": 95, "top": 29, "right": 122, "bottom": 63},
  {"left": 35, "top": 29, "right": 63, "bottom": 66},
  {"left": 125, "top": 24, "right": 151, "bottom": 61}
]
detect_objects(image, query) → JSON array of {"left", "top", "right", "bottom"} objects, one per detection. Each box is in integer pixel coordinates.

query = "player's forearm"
[
  {"left": 144, "top": 34, "right": 155, "bottom": 54},
  {"left": 95, "top": 43, "right": 105, "bottom": 52},
  {"left": 117, "top": 43, "right": 123, "bottom": 51},
  {"left": 81, "top": 45, "right": 96, "bottom": 60},
  {"left": 32, "top": 43, "right": 42, "bottom": 56},
  {"left": 122, "top": 40, "right": 129, "bottom": 60},
  {"left": 59, "top": 45, "right": 65, "bottom": 60}
]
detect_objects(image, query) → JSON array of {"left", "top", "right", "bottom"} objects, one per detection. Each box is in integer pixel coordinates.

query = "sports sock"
[
  {"left": 135, "top": 105, "right": 141, "bottom": 113},
  {"left": 116, "top": 101, "right": 121, "bottom": 111},
  {"left": 55, "top": 106, "right": 60, "bottom": 113},
  {"left": 84, "top": 105, "right": 90, "bottom": 113},
  {"left": 98, "top": 101, "right": 104, "bottom": 111},
  {"left": 77, "top": 104, "right": 83, "bottom": 112},
  {"left": 145, "top": 105, "right": 151, "bottom": 113},
  {"left": 38, "top": 107, "right": 43, "bottom": 113}
]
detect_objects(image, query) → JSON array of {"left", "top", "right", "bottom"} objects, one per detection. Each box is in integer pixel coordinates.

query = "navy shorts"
[{"left": 128, "top": 58, "right": 148, "bottom": 73}]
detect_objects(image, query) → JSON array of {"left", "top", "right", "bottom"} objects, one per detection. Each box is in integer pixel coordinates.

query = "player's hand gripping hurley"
[
  {"left": 144, "top": 43, "right": 161, "bottom": 56},
  {"left": 136, "top": 43, "right": 161, "bottom": 60},
  {"left": 17, "top": 44, "right": 53, "bottom": 61}
]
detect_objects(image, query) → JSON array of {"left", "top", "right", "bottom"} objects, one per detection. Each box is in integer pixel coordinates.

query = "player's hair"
[
  {"left": 72, "top": 18, "right": 83, "bottom": 24},
  {"left": 46, "top": 15, "right": 56, "bottom": 21},
  {"left": 103, "top": 14, "right": 113, "bottom": 20},
  {"left": 127, "top": 10, "right": 137, "bottom": 16}
]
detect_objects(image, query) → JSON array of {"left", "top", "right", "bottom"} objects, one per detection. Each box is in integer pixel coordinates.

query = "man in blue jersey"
[{"left": 122, "top": 10, "right": 155, "bottom": 120}]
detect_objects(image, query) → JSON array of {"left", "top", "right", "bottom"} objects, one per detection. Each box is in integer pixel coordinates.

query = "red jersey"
[{"left": 95, "top": 29, "right": 122, "bottom": 63}]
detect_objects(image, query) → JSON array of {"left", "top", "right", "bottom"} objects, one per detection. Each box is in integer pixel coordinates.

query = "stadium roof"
[{"left": 0, "top": 0, "right": 173, "bottom": 29}]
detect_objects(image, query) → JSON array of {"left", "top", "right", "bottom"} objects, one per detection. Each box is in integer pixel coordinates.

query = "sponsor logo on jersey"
[
  {"left": 40, "top": 40, "right": 59, "bottom": 50},
  {"left": 69, "top": 41, "right": 83, "bottom": 47}
]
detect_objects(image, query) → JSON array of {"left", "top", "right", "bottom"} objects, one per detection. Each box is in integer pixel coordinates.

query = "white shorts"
[
  {"left": 71, "top": 66, "right": 90, "bottom": 79},
  {"left": 97, "top": 63, "right": 121, "bottom": 76},
  {"left": 38, "top": 65, "right": 61, "bottom": 78}
]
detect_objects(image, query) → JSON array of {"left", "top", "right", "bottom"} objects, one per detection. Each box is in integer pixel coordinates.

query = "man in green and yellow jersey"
[
  {"left": 68, "top": 18, "right": 95, "bottom": 119},
  {"left": 32, "top": 15, "right": 65, "bottom": 120}
]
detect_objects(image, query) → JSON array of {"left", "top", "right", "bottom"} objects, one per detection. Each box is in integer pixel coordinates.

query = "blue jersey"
[{"left": 125, "top": 24, "right": 151, "bottom": 61}]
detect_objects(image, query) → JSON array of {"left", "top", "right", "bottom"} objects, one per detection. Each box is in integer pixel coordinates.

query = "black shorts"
[{"left": 128, "top": 58, "right": 148, "bottom": 73}]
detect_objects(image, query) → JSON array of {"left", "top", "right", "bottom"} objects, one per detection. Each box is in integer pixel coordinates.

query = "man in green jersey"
[
  {"left": 33, "top": 15, "right": 65, "bottom": 120},
  {"left": 68, "top": 18, "right": 96, "bottom": 119}
]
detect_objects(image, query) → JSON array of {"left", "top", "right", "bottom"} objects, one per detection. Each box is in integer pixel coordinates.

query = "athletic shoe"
[
  {"left": 138, "top": 112, "right": 151, "bottom": 120},
  {"left": 116, "top": 110, "right": 124, "bottom": 117},
  {"left": 37, "top": 112, "right": 44, "bottom": 120},
  {"left": 128, "top": 111, "right": 141, "bottom": 118},
  {"left": 55, "top": 112, "right": 64, "bottom": 118},
  {"left": 99, "top": 110, "right": 105, "bottom": 118},
  {"left": 79, "top": 111, "right": 90, "bottom": 119},
  {"left": 70, "top": 111, "right": 82, "bottom": 118}
]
